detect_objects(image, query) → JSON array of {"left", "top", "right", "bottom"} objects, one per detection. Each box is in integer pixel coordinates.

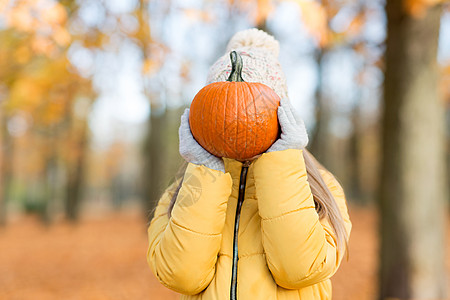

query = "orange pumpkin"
[{"left": 189, "top": 51, "right": 280, "bottom": 161}]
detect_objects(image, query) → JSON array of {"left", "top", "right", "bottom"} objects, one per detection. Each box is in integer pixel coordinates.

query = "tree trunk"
[
  {"left": 42, "top": 146, "right": 57, "bottom": 224},
  {"left": 310, "top": 49, "right": 332, "bottom": 168},
  {"left": 348, "top": 103, "right": 363, "bottom": 203},
  {"left": 0, "top": 115, "right": 10, "bottom": 226},
  {"left": 143, "top": 107, "right": 184, "bottom": 221},
  {"left": 41, "top": 127, "right": 61, "bottom": 225},
  {"left": 379, "top": 2, "right": 447, "bottom": 299},
  {"left": 65, "top": 118, "right": 89, "bottom": 221},
  {"left": 137, "top": 0, "right": 184, "bottom": 220},
  {"left": 0, "top": 114, "right": 4, "bottom": 226}
]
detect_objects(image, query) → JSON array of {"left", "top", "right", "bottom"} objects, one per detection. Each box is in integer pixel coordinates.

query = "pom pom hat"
[{"left": 206, "top": 28, "right": 289, "bottom": 100}]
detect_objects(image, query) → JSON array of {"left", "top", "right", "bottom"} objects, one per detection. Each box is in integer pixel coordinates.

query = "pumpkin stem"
[{"left": 227, "top": 51, "right": 244, "bottom": 82}]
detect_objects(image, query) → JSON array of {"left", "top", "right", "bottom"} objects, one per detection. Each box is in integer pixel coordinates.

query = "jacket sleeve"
[
  {"left": 146, "top": 163, "right": 233, "bottom": 295},
  {"left": 253, "top": 149, "right": 352, "bottom": 289}
]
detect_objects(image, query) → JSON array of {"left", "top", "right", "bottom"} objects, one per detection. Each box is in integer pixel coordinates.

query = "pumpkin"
[{"left": 189, "top": 51, "right": 280, "bottom": 161}]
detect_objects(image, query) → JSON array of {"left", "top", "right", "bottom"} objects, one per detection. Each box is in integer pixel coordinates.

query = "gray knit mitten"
[
  {"left": 267, "top": 98, "right": 309, "bottom": 152},
  {"left": 179, "top": 108, "right": 225, "bottom": 172}
]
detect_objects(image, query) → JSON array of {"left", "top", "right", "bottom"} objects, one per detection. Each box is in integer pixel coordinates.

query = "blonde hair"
[
  {"left": 302, "top": 149, "right": 349, "bottom": 259},
  {"left": 166, "top": 148, "right": 348, "bottom": 258}
]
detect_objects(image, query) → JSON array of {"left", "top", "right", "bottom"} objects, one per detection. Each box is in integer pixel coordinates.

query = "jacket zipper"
[{"left": 230, "top": 160, "right": 251, "bottom": 300}]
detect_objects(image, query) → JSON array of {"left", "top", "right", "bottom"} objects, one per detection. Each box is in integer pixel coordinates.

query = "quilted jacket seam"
[{"left": 171, "top": 219, "right": 222, "bottom": 237}]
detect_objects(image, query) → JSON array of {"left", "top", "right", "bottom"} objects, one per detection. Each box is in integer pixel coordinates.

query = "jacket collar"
[{"left": 222, "top": 158, "right": 256, "bottom": 187}]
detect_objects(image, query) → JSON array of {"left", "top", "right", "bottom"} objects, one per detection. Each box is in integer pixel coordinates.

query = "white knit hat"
[{"left": 206, "top": 28, "right": 289, "bottom": 100}]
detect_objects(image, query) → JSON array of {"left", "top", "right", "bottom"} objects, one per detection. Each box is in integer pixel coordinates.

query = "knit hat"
[{"left": 206, "top": 28, "right": 289, "bottom": 100}]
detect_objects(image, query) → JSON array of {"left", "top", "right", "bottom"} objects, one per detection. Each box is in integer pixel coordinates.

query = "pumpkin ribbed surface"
[{"left": 189, "top": 81, "right": 280, "bottom": 160}]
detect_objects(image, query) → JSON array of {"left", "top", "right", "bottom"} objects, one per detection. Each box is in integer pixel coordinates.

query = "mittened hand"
[
  {"left": 267, "top": 98, "right": 309, "bottom": 152},
  {"left": 179, "top": 108, "right": 225, "bottom": 172}
]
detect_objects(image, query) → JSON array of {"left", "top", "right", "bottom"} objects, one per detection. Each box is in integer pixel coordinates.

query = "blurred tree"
[
  {"left": 255, "top": 0, "right": 272, "bottom": 32},
  {"left": 139, "top": 0, "right": 159, "bottom": 217},
  {"left": 59, "top": 0, "right": 88, "bottom": 222},
  {"left": 42, "top": 125, "right": 59, "bottom": 224},
  {"left": 0, "top": 111, "right": 13, "bottom": 226},
  {"left": 65, "top": 97, "right": 91, "bottom": 221},
  {"left": 137, "top": 0, "right": 184, "bottom": 219},
  {"left": 310, "top": 49, "right": 331, "bottom": 166},
  {"left": 379, "top": 1, "right": 447, "bottom": 298},
  {"left": 0, "top": 0, "right": 95, "bottom": 222},
  {"left": 144, "top": 107, "right": 185, "bottom": 219},
  {"left": 348, "top": 96, "right": 364, "bottom": 202},
  {"left": 298, "top": 0, "right": 373, "bottom": 202},
  {"left": 296, "top": 0, "right": 332, "bottom": 167},
  {"left": 0, "top": 112, "right": 3, "bottom": 226}
]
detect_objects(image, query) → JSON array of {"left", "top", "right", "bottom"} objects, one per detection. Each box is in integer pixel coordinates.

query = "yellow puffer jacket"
[{"left": 147, "top": 149, "right": 352, "bottom": 299}]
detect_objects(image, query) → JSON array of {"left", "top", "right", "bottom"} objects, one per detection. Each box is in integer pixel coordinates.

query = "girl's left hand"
[{"left": 267, "top": 98, "right": 309, "bottom": 152}]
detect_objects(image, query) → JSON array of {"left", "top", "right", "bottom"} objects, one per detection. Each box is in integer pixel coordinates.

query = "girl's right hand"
[
  {"left": 267, "top": 98, "right": 309, "bottom": 152},
  {"left": 179, "top": 108, "right": 225, "bottom": 172}
]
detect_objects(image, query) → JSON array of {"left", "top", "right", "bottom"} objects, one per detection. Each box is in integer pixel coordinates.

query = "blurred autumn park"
[{"left": 0, "top": 0, "right": 449, "bottom": 299}]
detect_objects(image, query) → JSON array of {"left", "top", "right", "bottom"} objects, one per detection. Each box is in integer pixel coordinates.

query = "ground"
[{"left": 0, "top": 205, "right": 448, "bottom": 300}]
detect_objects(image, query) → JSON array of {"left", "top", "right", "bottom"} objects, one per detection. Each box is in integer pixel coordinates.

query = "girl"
[{"left": 146, "top": 29, "right": 352, "bottom": 300}]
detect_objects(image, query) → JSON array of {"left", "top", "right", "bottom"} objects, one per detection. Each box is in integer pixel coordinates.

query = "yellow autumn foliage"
[
  {"left": 13, "top": 46, "right": 32, "bottom": 65},
  {"left": 41, "top": 2, "right": 67, "bottom": 25},
  {"left": 297, "top": 0, "right": 329, "bottom": 47},
  {"left": 2, "top": 0, "right": 70, "bottom": 56},
  {"left": 9, "top": 76, "right": 45, "bottom": 110},
  {"left": 403, "top": 0, "right": 446, "bottom": 18}
]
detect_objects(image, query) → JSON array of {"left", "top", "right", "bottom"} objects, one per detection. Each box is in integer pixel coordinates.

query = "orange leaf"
[
  {"left": 31, "top": 36, "right": 55, "bottom": 56},
  {"left": 142, "top": 58, "right": 160, "bottom": 75},
  {"left": 297, "top": 1, "right": 329, "bottom": 47},
  {"left": 255, "top": 0, "right": 273, "bottom": 26},
  {"left": 183, "top": 9, "right": 214, "bottom": 23},
  {"left": 403, "top": 0, "right": 445, "bottom": 18},
  {"left": 41, "top": 2, "right": 67, "bottom": 25},
  {"left": 53, "top": 27, "right": 71, "bottom": 46},
  {"left": 7, "top": 5, "right": 35, "bottom": 32}
]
